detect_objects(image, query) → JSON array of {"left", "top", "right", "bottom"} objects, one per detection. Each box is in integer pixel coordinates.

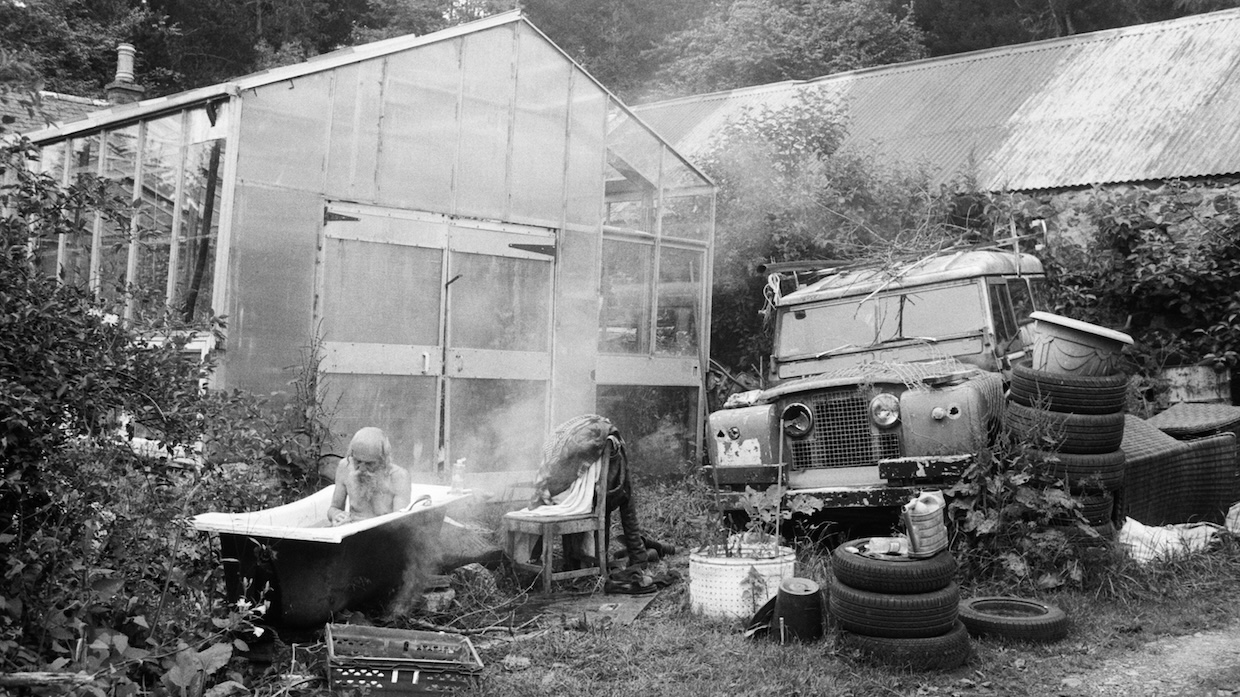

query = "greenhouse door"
[{"left": 317, "top": 203, "right": 554, "bottom": 486}]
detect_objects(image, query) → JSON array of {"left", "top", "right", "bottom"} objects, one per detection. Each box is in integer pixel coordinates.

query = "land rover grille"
[{"left": 786, "top": 388, "right": 901, "bottom": 470}]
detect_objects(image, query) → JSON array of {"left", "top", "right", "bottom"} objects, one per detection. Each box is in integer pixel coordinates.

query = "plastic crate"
[{"left": 325, "top": 624, "right": 483, "bottom": 695}]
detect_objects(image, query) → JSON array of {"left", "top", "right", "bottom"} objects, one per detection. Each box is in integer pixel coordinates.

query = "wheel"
[
  {"left": 1005, "top": 402, "right": 1124, "bottom": 454},
  {"left": 837, "top": 620, "right": 971, "bottom": 671},
  {"left": 958, "top": 596, "right": 1069, "bottom": 642},
  {"left": 1031, "top": 449, "right": 1125, "bottom": 491},
  {"left": 831, "top": 539, "right": 956, "bottom": 594},
  {"left": 828, "top": 575, "right": 959, "bottom": 638}
]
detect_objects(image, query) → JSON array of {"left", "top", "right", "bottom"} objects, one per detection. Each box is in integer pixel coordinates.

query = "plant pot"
[
  {"left": 1028, "top": 311, "right": 1132, "bottom": 377},
  {"left": 689, "top": 544, "right": 796, "bottom": 619}
]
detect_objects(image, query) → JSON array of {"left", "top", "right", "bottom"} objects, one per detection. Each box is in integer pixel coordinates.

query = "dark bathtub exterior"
[{"left": 193, "top": 484, "right": 467, "bottom": 629}]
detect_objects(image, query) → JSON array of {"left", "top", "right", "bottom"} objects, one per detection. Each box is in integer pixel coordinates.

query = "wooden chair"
[{"left": 502, "top": 438, "right": 613, "bottom": 594}]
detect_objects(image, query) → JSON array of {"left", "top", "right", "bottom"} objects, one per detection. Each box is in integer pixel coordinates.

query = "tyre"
[
  {"left": 1031, "top": 449, "right": 1125, "bottom": 491},
  {"left": 831, "top": 539, "right": 956, "bottom": 594},
  {"left": 1009, "top": 374, "right": 1127, "bottom": 414},
  {"left": 837, "top": 620, "right": 971, "bottom": 671},
  {"left": 1012, "top": 363, "right": 1128, "bottom": 392},
  {"left": 1005, "top": 402, "right": 1124, "bottom": 454},
  {"left": 1078, "top": 492, "right": 1115, "bottom": 525},
  {"left": 1048, "top": 520, "right": 1116, "bottom": 545},
  {"left": 828, "top": 575, "right": 959, "bottom": 639},
  {"left": 958, "top": 596, "right": 1069, "bottom": 642},
  {"left": 1050, "top": 492, "right": 1115, "bottom": 526}
]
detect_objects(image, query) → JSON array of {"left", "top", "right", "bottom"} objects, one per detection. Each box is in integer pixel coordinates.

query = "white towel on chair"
[{"left": 507, "top": 458, "right": 600, "bottom": 518}]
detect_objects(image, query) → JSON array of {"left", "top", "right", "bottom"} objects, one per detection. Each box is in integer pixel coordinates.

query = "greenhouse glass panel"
[
  {"left": 132, "top": 113, "right": 182, "bottom": 323},
  {"left": 325, "top": 62, "right": 382, "bottom": 203},
  {"left": 174, "top": 110, "right": 224, "bottom": 323},
  {"left": 328, "top": 374, "right": 439, "bottom": 471},
  {"left": 606, "top": 103, "right": 661, "bottom": 201},
  {"left": 448, "top": 377, "right": 546, "bottom": 473},
  {"left": 32, "top": 143, "right": 66, "bottom": 278},
  {"left": 659, "top": 151, "right": 712, "bottom": 242},
  {"left": 98, "top": 125, "right": 139, "bottom": 310},
  {"left": 449, "top": 250, "right": 549, "bottom": 352},
  {"left": 596, "top": 385, "right": 699, "bottom": 479},
  {"left": 378, "top": 42, "right": 460, "bottom": 212},
  {"left": 605, "top": 190, "right": 654, "bottom": 233},
  {"left": 62, "top": 136, "right": 98, "bottom": 290},
  {"left": 565, "top": 74, "right": 606, "bottom": 227},
  {"left": 321, "top": 238, "right": 443, "bottom": 346},
  {"left": 655, "top": 246, "right": 703, "bottom": 356},
  {"left": 457, "top": 28, "right": 516, "bottom": 221},
  {"left": 510, "top": 24, "right": 569, "bottom": 224},
  {"left": 237, "top": 72, "right": 331, "bottom": 189},
  {"left": 600, "top": 239, "right": 652, "bottom": 354}
]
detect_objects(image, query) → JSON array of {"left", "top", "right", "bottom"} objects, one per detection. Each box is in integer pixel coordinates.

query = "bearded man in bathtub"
[{"left": 327, "top": 427, "right": 411, "bottom": 526}]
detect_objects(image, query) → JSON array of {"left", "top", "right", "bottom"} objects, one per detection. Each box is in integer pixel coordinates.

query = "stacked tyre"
[
  {"left": 829, "top": 539, "right": 970, "bottom": 671},
  {"left": 1006, "top": 362, "right": 1128, "bottom": 539}
]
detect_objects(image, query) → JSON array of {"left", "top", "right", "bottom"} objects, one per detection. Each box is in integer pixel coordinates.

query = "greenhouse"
[{"left": 25, "top": 12, "right": 715, "bottom": 494}]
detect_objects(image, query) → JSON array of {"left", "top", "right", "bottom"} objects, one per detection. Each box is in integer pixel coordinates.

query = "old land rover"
[{"left": 706, "top": 249, "right": 1045, "bottom": 512}]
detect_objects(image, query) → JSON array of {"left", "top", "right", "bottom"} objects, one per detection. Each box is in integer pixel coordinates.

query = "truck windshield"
[{"left": 775, "top": 282, "right": 986, "bottom": 360}]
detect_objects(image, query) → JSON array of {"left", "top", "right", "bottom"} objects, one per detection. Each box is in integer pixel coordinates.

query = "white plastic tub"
[{"left": 1029, "top": 311, "right": 1133, "bottom": 376}]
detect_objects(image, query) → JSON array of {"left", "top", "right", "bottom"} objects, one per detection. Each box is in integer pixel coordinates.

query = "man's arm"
[
  {"left": 391, "top": 466, "right": 412, "bottom": 511},
  {"left": 327, "top": 460, "right": 351, "bottom": 525}
]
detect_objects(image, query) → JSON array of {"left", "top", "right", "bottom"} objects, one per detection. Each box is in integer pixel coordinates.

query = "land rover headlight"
[
  {"left": 869, "top": 393, "right": 900, "bottom": 427},
  {"left": 781, "top": 403, "right": 814, "bottom": 438}
]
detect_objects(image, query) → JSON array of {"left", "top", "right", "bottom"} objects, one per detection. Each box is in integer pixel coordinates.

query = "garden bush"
[{"left": 1, "top": 138, "right": 329, "bottom": 694}]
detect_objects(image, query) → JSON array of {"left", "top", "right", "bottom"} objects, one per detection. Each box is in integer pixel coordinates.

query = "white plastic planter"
[
  {"left": 689, "top": 545, "right": 796, "bottom": 619},
  {"left": 1029, "top": 311, "right": 1133, "bottom": 377}
]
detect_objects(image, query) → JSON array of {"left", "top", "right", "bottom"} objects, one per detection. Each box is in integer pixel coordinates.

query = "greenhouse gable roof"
[{"left": 23, "top": 9, "right": 704, "bottom": 189}]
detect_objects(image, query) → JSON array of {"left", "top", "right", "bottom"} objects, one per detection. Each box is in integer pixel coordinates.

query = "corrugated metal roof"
[{"left": 633, "top": 9, "right": 1240, "bottom": 191}]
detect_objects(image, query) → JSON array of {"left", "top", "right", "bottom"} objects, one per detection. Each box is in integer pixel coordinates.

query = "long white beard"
[{"left": 354, "top": 465, "right": 387, "bottom": 502}]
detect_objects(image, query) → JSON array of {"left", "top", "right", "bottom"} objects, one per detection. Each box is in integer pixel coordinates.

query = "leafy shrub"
[
  {"left": 700, "top": 87, "right": 949, "bottom": 375},
  {"left": 1038, "top": 181, "right": 1240, "bottom": 375},
  {"left": 0, "top": 444, "right": 284, "bottom": 694},
  {"left": 0, "top": 138, "right": 332, "bottom": 694},
  {"left": 946, "top": 429, "right": 1114, "bottom": 591},
  {"left": 0, "top": 143, "right": 217, "bottom": 464}
]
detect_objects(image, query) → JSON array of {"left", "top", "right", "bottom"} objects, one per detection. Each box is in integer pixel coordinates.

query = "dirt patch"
[{"left": 1057, "top": 621, "right": 1240, "bottom": 696}]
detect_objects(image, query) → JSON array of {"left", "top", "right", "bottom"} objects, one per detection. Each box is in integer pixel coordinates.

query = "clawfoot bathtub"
[{"left": 191, "top": 483, "right": 470, "bottom": 629}]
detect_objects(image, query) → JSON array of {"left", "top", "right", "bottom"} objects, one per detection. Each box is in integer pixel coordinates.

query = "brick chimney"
[{"left": 105, "top": 44, "right": 145, "bottom": 105}]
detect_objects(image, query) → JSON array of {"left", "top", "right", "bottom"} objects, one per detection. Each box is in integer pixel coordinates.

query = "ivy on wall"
[{"left": 1029, "top": 180, "right": 1240, "bottom": 375}]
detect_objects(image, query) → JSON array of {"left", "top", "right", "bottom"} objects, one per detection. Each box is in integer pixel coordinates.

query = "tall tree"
[
  {"left": 520, "top": 0, "right": 717, "bottom": 100},
  {"left": 906, "top": 0, "right": 1240, "bottom": 57},
  {"left": 642, "top": 0, "right": 926, "bottom": 99},
  {"left": 0, "top": 0, "right": 170, "bottom": 97}
]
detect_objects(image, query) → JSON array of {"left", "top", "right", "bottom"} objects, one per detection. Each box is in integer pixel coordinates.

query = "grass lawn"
[{"left": 338, "top": 478, "right": 1240, "bottom": 697}]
